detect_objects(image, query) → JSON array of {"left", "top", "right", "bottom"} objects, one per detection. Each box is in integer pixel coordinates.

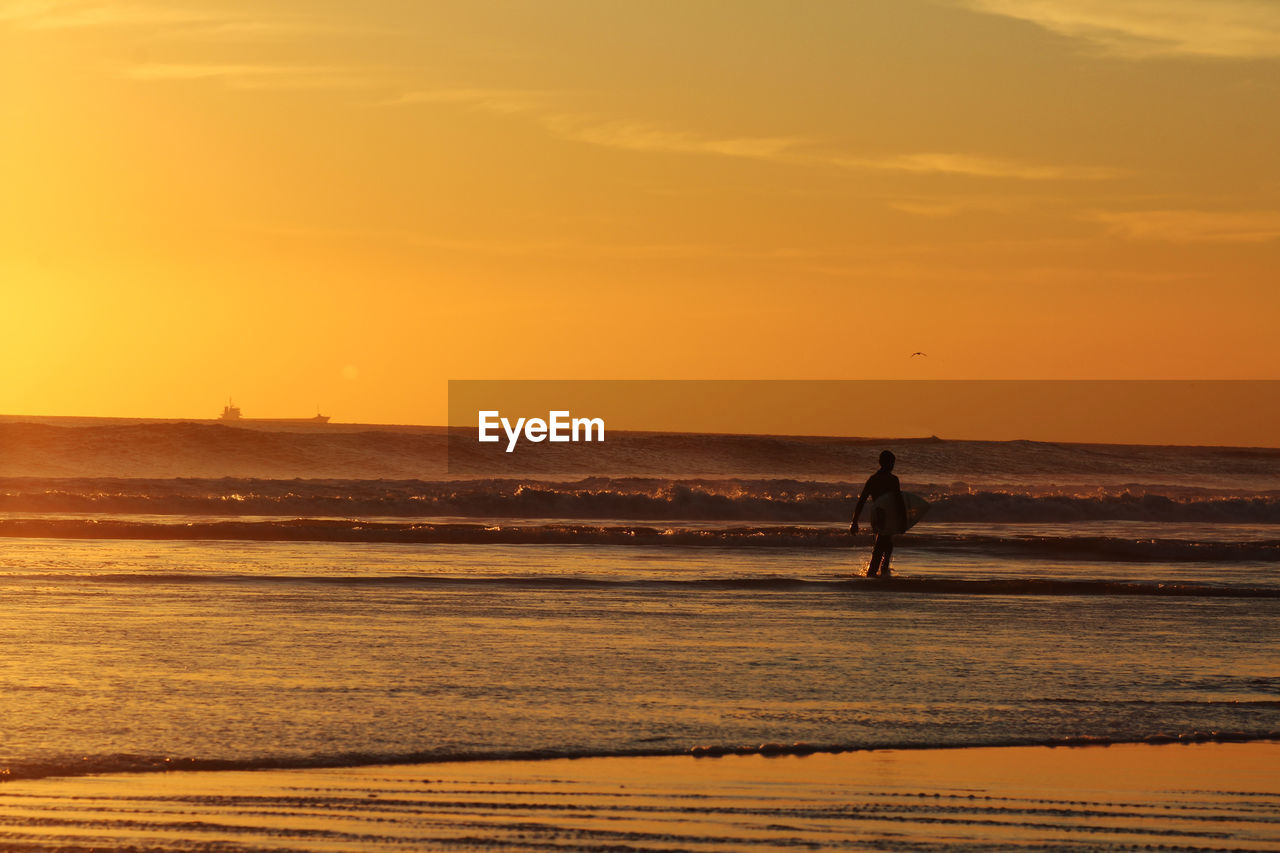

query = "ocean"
[{"left": 0, "top": 421, "right": 1277, "bottom": 785}]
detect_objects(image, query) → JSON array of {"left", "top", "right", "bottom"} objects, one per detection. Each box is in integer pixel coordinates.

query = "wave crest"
[
  {"left": 4, "top": 477, "right": 1280, "bottom": 523},
  {"left": 3, "top": 517, "right": 1279, "bottom": 565}
]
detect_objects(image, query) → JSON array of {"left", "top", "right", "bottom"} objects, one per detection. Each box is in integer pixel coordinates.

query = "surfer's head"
[{"left": 879, "top": 450, "right": 895, "bottom": 470}]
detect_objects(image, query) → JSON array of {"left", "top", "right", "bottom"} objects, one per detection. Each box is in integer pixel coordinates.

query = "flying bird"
[{"left": 910, "top": 352, "right": 928, "bottom": 357}]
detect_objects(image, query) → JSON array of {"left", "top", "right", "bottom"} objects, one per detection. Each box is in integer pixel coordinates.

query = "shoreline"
[
  {"left": 4, "top": 733, "right": 1278, "bottom": 785},
  {"left": 0, "top": 741, "right": 1276, "bottom": 851}
]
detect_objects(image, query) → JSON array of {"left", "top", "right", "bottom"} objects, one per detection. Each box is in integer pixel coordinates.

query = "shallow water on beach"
[
  {"left": 2, "top": 744, "right": 1278, "bottom": 852},
  {"left": 1, "top": 533, "right": 1277, "bottom": 782}
]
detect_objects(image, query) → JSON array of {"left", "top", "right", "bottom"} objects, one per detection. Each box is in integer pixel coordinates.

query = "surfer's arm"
[{"left": 850, "top": 482, "right": 871, "bottom": 533}]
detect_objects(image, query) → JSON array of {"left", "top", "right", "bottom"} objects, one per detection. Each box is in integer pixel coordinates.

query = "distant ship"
[{"left": 219, "top": 401, "right": 330, "bottom": 424}]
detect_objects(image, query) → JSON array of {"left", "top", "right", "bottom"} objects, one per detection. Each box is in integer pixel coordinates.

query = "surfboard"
[{"left": 865, "top": 491, "right": 930, "bottom": 535}]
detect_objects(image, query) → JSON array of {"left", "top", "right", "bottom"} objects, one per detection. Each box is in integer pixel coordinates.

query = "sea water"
[
  {"left": 1, "top": 529, "right": 1277, "bottom": 781},
  {"left": 0, "top": 428, "right": 1276, "bottom": 781}
]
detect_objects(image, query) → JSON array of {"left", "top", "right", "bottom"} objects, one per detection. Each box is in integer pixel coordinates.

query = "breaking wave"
[
  {"left": 3, "top": 477, "right": 1280, "bottom": 523},
  {"left": 3, "top": 517, "right": 1279, "bottom": 564}
]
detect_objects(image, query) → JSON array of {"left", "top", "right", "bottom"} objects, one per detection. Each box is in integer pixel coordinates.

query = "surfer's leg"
[
  {"left": 868, "top": 535, "right": 889, "bottom": 577},
  {"left": 879, "top": 535, "right": 895, "bottom": 576}
]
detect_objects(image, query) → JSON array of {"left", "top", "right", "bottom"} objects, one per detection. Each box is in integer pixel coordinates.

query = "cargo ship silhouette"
[{"left": 219, "top": 400, "right": 330, "bottom": 424}]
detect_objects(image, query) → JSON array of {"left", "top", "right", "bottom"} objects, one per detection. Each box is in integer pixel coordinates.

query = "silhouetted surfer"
[{"left": 850, "top": 450, "right": 908, "bottom": 577}]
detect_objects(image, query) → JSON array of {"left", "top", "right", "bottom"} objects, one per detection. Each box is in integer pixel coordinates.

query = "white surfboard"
[{"left": 865, "top": 491, "right": 930, "bottom": 535}]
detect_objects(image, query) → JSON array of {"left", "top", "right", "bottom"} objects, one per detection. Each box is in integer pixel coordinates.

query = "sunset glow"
[
  {"left": 2, "top": 8, "right": 1280, "bottom": 848},
  {"left": 3, "top": 1, "right": 1278, "bottom": 425}
]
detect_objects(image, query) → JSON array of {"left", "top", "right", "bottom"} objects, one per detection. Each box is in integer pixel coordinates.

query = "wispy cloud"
[
  {"left": 244, "top": 221, "right": 1206, "bottom": 287},
  {"left": 0, "top": 0, "right": 358, "bottom": 38},
  {"left": 124, "top": 63, "right": 381, "bottom": 91},
  {"left": 395, "top": 88, "right": 1116, "bottom": 180},
  {"left": 837, "top": 152, "right": 1122, "bottom": 181},
  {"left": 126, "top": 64, "right": 323, "bottom": 80},
  {"left": 240, "top": 222, "right": 843, "bottom": 263},
  {"left": 886, "top": 195, "right": 1033, "bottom": 217},
  {"left": 958, "top": 0, "right": 1280, "bottom": 59},
  {"left": 391, "top": 89, "right": 549, "bottom": 115},
  {"left": 394, "top": 89, "right": 805, "bottom": 162},
  {"left": 0, "top": 1, "right": 222, "bottom": 29},
  {"left": 541, "top": 115, "right": 805, "bottom": 161},
  {"left": 1089, "top": 209, "right": 1280, "bottom": 242}
]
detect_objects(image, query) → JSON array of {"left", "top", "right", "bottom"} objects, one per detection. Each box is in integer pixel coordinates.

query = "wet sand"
[{"left": 0, "top": 741, "right": 1276, "bottom": 851}]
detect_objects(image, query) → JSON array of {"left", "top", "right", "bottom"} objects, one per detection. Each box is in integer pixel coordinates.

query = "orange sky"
[{"left": 3, "top": 1, "right": 1278, "bottom": 427}]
